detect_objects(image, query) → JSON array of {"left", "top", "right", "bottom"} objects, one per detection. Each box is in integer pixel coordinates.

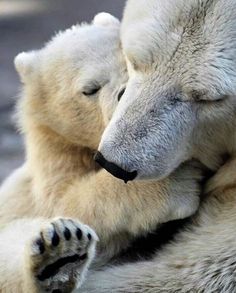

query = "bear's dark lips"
[{"left": 94, "top": 151, "right": 137, "bottom": 183}]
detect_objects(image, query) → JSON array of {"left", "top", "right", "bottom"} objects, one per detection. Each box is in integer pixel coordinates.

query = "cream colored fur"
[{"left": 0, "top": 13, "right": 203, "bottom": 292}]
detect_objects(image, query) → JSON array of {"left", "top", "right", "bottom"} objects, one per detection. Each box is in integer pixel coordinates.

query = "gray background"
[{"left": 0, "top": 0, "right": 126, "bottom": 183}]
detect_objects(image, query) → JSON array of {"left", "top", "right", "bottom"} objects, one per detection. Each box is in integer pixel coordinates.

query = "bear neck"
[{"left": 24, "top": 122, "right": 97, "bottom": 197}]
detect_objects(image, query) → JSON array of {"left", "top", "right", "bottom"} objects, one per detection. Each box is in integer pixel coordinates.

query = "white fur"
[
  {"left": 99, "top": 0, "right": 236, "bottom": 179},
  {"left": 93, "top": 12, "right": 120, "bottom": 27}
]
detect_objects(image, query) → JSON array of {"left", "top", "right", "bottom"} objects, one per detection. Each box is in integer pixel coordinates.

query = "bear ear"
[
  {"left": 14, "top": 51, "right": 38, "bottom": 82},
  {"left": 93, "top": 12, "right": 120, "bottom": 27}
]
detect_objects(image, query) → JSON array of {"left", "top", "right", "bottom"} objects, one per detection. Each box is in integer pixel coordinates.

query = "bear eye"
[
  {"left": 83, "top": 87, "right": 101, "bottom": 96},
  {"left": 191, "top": 89, "right": 224, "bottom": 103},
  {"left": 118, "top": 87, "right": 126, "bottom": 101}
]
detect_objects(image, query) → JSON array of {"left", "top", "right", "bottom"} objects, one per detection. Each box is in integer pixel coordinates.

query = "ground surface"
[{"left": 0, "top": 0, "right": 125, "bottom": 183}]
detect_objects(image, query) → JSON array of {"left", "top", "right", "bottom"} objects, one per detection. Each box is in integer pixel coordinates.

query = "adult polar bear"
[
  {"left": 83, "top": 0, "right": 236, "bottom": 292},
  {"left": 98, "top": 0, "right": 236, "bottom": 180}
]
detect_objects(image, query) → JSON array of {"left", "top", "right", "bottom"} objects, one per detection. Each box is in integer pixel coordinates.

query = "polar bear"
[
  {"left": 81, "top": 0, "right": 236, "bottom": 292},
  {"left": 0, "top": 13, "right": 203, "bottom": 293},
  {"left": 97, "top": 0, "right": 236, "bottom": 181}
]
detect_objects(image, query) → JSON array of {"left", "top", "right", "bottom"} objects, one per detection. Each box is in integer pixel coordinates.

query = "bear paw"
[{"left": 28, "top": 218, "right": 98, "bottom": 293}]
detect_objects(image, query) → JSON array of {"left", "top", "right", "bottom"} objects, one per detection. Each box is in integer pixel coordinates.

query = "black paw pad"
[
  {"left": 36, "top": 238, "right": 45, "bottom": 254},
  {"left": 64, "top": 227, "right": 71, "bottom": 240},
  {"left": 76, "top": 228, "right": 82, "bottom": 240},
  {"left": 37, "top": 254, "right": 80, "bottom": 281},
  {"left": 80, "top": 253, "right": 87, "bottom": 261},
  {"left": 51, "top": 230, "right": 60, "bottom": 247}
]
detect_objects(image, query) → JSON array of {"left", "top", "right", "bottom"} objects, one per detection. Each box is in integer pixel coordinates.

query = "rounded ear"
[
  {"left": 14, "top": 51, "right": 38, "bottom": 82},
  {"left": 93, "top": 12, "right": 120, "bottom": 27}
]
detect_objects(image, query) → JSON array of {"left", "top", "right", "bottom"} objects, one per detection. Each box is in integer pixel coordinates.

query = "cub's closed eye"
[
  {"left": 118, "top": 88, "right": 126, "bottom": 101},
  {"left": 83, "top": 87, "right": 101, "bottom": 96}
]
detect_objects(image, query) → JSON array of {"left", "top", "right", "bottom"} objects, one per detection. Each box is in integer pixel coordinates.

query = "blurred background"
[{"left": 0, "top": 0, "right": 126, "bottom": 183}]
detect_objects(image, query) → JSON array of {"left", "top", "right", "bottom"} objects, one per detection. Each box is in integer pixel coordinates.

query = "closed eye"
[
  {"left": 191, "top": 90, "right": 224, "bottom": 103},
  {"left": 83, "top": 87, "right": 101, "bottom": 96}
]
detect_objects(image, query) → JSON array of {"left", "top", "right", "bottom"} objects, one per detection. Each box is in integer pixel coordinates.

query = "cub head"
[
  {"left": 97, "top": 0, "right": 236, "bottom": 181},
  {"left": 15, "top": 13, "right": 127, "bottom": 150}
]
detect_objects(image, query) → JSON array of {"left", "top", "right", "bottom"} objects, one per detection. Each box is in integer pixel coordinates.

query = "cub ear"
[
  {"left": 93, "top": 12, "right": 120, "bottom": 27},
  {"left": 14, "top": 51, "right": 38, "bottom": 82}
]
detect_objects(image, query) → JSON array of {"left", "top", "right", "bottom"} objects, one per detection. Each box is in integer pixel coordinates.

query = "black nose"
[{"left": 94, "top": 151, "right": 137, "bottom": 183}]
